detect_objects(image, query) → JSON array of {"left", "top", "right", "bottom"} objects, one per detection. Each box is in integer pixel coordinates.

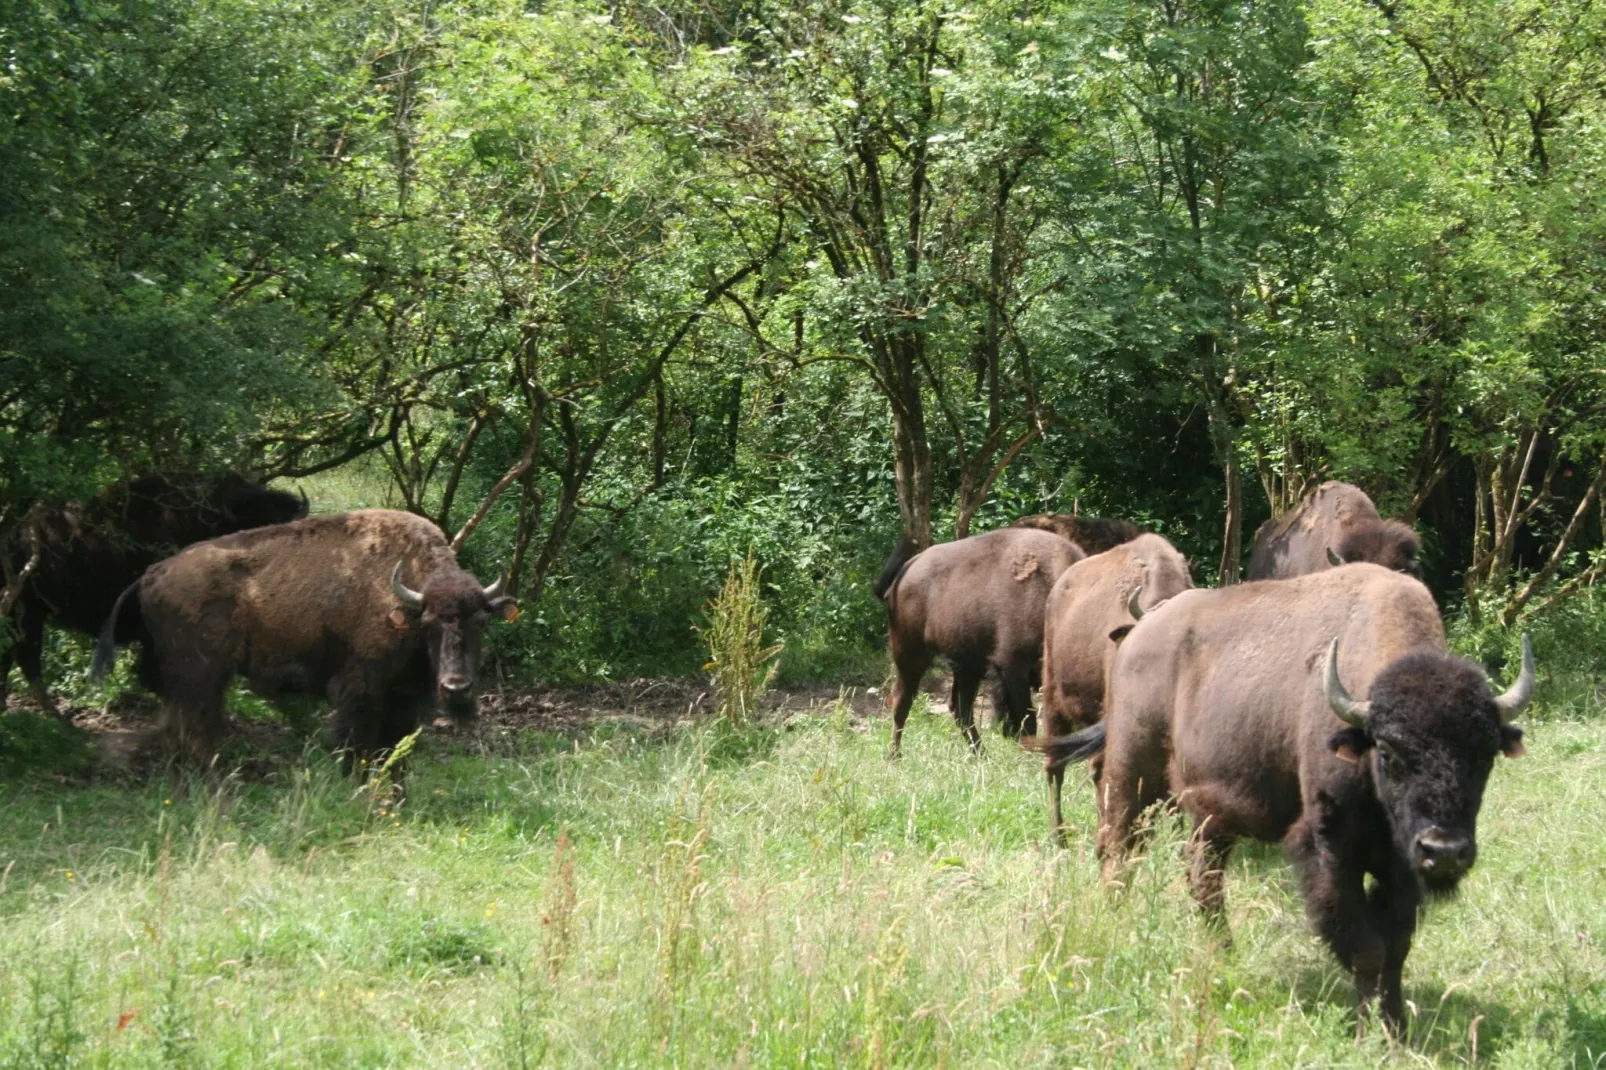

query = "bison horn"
[
  {"left": 1492, "top": 633, "right": 1535, "bottom": 721},
  {"left": 1127, "top": 584, "right": 1144, "bottom": 620},
  {"left": 391, "top": 561, "right": 424, "bottom": 608},
  {"left": 1324, "top": 637, "right": 1370, "bottom": 728},
  {"left": 481, "top": 563, "right": 507, "bottom": 600},
  {"left": 1326, "top": 547, "right": 1343, "bottom": 567}
]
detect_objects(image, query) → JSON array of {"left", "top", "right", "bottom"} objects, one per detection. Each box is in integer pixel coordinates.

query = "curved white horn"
[
  {"left": 1492, "top": 633, "right": 1535, "bottom": 721},
  {"left": 1324, "top": 637, "right": 1369, "bottom": 728},
  {"left": 1127, "top": 584, "right": 1144, "bottom": 620},
  {"left": 1326, "top": 547, "right": 1343, "bottom": 567},
  {"left": 391, "top": 561, "right": 424, "bottom": 608},
  {"left": 481, "top": 563, "right": 507, "bottom": 600}
]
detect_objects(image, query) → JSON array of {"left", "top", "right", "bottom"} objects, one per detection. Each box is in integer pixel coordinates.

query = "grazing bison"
[
  {"left": 1038, "top": 533, "right": 1192, "bottom": 843},
  {"left": 1010, "top": 514, "right": 1147, "bottom": 555},
  {"left": 1029, "top": 564, "right": 1532, "bottom": 1032},
  {"left": 93, "top": 509, "right": 516, "bottom": 763},
  {"left": 1, "top": 472, "right": 307, "bottom": 714},
  {"left": 1247, "top": 481, "right": 1419, "bottom": 579},
  {"left": 876, "top": 528, "right": 1084, "bottom": 756}
]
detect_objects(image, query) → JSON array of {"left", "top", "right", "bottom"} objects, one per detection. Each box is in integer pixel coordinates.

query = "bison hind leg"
[
  {"left": 993, "top": 666, "right": 1034, "bottom": 738},
  {"left": 885, "top": 646, "right": 933, "bottom": 760},
  {"left": 950, "top": 666, "right": 985, "bottom": 756}
]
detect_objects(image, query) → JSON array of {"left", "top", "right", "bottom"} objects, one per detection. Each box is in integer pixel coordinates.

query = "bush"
[{"left": 700, "top": 552, "right": 782, "bottom": 726}]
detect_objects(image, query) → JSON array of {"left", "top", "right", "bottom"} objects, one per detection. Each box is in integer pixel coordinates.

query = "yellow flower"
[
  {"left": 485, "top": 901, "right": 497, "bottom": 920},
  {"left": 65, "top": 871, "right": 75, "bottom": 881}
]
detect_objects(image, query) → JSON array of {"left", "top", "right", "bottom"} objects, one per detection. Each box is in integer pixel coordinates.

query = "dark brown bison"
[
  {"left": 1247, "top": 481, "right": 1420, "bottom": 579},
  {"left": 876, "top": 528, "right": 1084, "bottom": 756},
  {"left": 92, "top": 509, "right": 516, "bottom": 763},
  {"left": 1038, "top": 533, "right": 1192, "bottom": 842},
  {"left": 1, "top": 472, "right": 307, "bottom": 714},
  {"left": 1029, "top": 564, "right": 1532, "bottom": 1032},
  {"left": 1009, "top": 514, "right": 1147, "bottom": 555}
]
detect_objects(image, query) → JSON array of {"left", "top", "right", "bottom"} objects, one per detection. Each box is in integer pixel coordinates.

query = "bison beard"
[
  {"left": 1026, "top": 567, "right": 1532, "bottom": 1034},
  {"left": 93, "top": 509, "right": 516, "bottom": 769},
  {"left": 1, "top": 472, "right": 307, "bottom": 716}
]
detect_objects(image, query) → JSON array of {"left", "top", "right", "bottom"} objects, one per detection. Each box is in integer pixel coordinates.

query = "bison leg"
[
  {"left": 1290, "top": 820, "right": 1392, "bottom": 1036},
  {"left": 335, "top": 693, "right": 421, "bottom": 777},
  {"left": 995, "top": 666, "right": 1035, "bottom": 738},
  {"left": 1049, "top": 766, "right": 1068, "bottom": 847},
  {"left": 1092, "top": 727, "right": 1168, "bottom": 883},
  {"left": 1187, "top": 823, "right": 1235, "bottom": 928},
  {"left": 1368, "top": 860, "right": 1420, "bottom": 1033},
  {"left": 11, "top": 607, "right": 62, "bottom": 719},
  {"left": 950, "top": 666, "right": 984, "bottom": 756},
  {"left": 885, "top": 647, "right": 933, "bottom": 760}
]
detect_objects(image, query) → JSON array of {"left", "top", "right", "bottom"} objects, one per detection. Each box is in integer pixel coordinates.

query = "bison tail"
[
  {"left": 872, "top": 537, "right": 917, "bottom": 602},
  {"left": 92, "top": 579, "right": 142, "bottom": 682},
  {"left": 1021, "top": 722, "right": 1107, "bottom": 772}
]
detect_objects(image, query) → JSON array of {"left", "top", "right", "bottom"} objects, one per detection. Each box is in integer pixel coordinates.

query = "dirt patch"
[{"left": 6, "top": 674, "right": 963, "bottom": 774}]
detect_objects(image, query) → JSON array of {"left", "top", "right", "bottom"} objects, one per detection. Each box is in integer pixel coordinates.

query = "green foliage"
[{"left": 0, "top": 711, "right": 94, "bottom": 781}]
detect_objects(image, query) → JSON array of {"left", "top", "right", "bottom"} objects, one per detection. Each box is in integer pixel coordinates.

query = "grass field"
[{"left": 2, "top": 686, "right": 1605, "bottom": 1068}]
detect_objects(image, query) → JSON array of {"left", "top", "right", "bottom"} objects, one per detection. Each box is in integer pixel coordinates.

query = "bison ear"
[
  {"left": 1499, "top": 724, "right": 1526, "bottom": 759},
  {"left": 1329, "top": 727, "right": 1373, "bottom": 764},
  {"left": 492, "top": 597, "right": 519, "bottom": 623},
  {"left": 387, "top": 607, "right": 412, "bottom": 632},
  {"left": 1108, "top": 624, "right": 1135, "bottom": 644}
]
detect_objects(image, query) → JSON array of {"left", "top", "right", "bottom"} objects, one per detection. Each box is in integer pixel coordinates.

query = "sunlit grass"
[{"left": 2, "top": 692, "right": 1604, "bottom": 1067}]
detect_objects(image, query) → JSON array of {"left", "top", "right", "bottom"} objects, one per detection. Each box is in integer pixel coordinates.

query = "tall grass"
[
  {"left": 2, "top": 693, "right": 1605, "bottom": 1066},
  {"left": 700, "top": 552, "right": 783, "bottom": 726}
]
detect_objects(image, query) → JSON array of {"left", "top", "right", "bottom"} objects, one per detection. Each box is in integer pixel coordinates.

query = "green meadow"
[{"left": 3, "top": 686, "right": 1604, "bottom": 1068}]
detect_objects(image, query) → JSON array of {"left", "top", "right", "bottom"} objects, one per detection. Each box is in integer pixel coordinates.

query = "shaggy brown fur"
[
  {"left": 93, "top": 509, "right": 514, "bottom": 764},
  {"left": 1009, "top": 514, "right": 1147, "bottom": 555},
  {"left": 1246, "top": 481, "right": 1419, "bottom": 579},
  {"left": 1037, "top": 533, "right": 1192, "bottom": 842},
  {"left": 1, "top": 472, "right": 306, "bottom": 714},
  {"left": 1028, "top": 564, "right": 1529, "bottom": 1033},
  {"left": 878, "top": 528, "right": 1084, "bottom": 756}
]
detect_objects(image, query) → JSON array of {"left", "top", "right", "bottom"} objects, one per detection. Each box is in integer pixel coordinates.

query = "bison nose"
[
  {"left": 1415, "top": 829, "right": 1476, "bottom": 878},
  {"left": 439, "top": 676, "right": 473, "bottom": 696}
]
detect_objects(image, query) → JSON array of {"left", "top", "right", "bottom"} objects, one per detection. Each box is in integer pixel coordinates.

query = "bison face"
[
  {"left": 392, "top": 563, "right": 518, "bottom": 720},
  {"left": 1326, "top": 640, "right": 1531, "bottom": 894}
]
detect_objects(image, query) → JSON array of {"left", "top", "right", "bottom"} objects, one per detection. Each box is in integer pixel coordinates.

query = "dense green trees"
[{"left": 4, "top": 0, "right": 1604, "bottom": 678}]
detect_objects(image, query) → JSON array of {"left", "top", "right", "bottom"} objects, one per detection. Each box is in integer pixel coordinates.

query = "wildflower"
[{"left": 65, "top": 871, "right": 75, "bottom": 882}]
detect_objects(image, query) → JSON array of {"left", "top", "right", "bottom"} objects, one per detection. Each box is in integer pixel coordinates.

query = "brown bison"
[
  {"left": 875, "top": 528, "right": 1084, "bottom": 756},
  {"left": 1247, "top": 481, "right": 1419, "bottom": 579},
  {"left": 1, "top": 472, "right": 307, "bottom": 715},
  {"left": 1030, "top": 564, "right": 1532, "bottom": 1032},
  {"left": 1009, "top": 514, "right": 1147, "bottom": 555},
  {"left": 92, "top": 509, "right": 516, "bottom": 763},
  {"left": 1038, "top": 533, "right": 1192, "bottom": 843}
]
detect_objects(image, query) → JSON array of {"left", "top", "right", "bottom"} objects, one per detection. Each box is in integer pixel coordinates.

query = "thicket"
[{"left": 4, "top": 0, "right": 1605, "bottom": 684}]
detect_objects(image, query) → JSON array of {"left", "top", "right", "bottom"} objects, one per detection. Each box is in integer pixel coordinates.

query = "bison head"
[
  {"left": 391, "top": 562, "right": 518, "bottom": 719},
  {"left": 217, "top": 479, "right": 308, "bottom": 531},
  {"left": 1331, "top": 521, "right": 1422, "bottom": 578},
  {"left": 1325, "top": 636, "right": 1532, "bottom": 893}
]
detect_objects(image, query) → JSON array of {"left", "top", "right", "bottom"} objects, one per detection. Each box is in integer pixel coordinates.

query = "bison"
[
  {"left": 1, "top": 472, "right": 307, "bottom": 715},
  {"left": 92, "top": 509, "right": 516, "bottom": 764},
  {"left": 1009, "top": 514, "right": 1147, "bottom": 555},
  {"left": 1029, "top": 564, "right": 1532, "bottom": 1032},
  {"left": 1247, "top": 481, "right": 1420, "bottom": 579},
  {"left": 1038, "top": 533, "right": 1192, "bottom": 843},
  {"left": 876, "top": 527, "right": 1084, "bottom": 756}
]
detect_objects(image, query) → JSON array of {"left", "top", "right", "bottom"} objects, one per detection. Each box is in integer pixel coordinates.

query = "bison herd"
[
  {"left": 1, "top": 472, "right": 1539, "bottom": 1035},
  {"left": 876, "top": 480, "right": 1534, "bottom": 1034}
]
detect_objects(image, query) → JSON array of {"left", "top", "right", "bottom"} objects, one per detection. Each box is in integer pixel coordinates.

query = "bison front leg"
[
  {"left": 1368, "top": 860, "right": 1420, "bottom": 1034},
  {"left": 1292, "top": 824, "right": 1391, "bottom": 1037},
  {"left": 1187, "top": 825, "right": 1235, "bottom": 930}
]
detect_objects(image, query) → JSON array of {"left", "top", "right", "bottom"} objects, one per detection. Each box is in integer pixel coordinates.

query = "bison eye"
[{"left": 1377, "top": 741, "right": 1406, "bottom": 776}]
